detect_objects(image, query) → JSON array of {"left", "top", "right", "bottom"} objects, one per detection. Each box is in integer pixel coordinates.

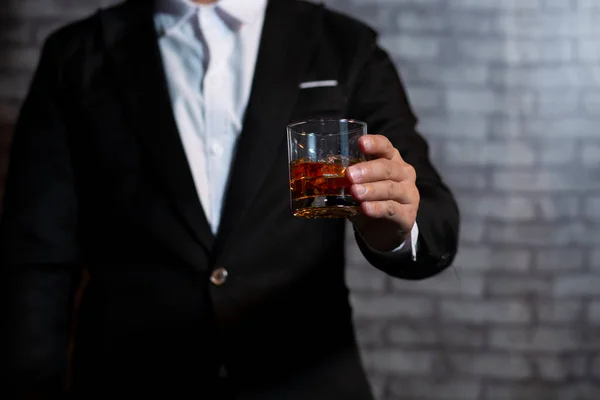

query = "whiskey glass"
[{"left": 287, "top": 119, "right": 367, "bottom": 218}]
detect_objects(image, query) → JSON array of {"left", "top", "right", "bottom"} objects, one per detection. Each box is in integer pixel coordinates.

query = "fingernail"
[
  {"left": 363, "top": 202, "right": 373, "bottom": 214},
  {"left": 363, "top": 138, "right": 373, "bottom": 150},
  {"left": 355, "top": 184, "right": 367, "bottom": 197},
  {"left": 348, "top": 166, "right": 363, "bottom": 181}
]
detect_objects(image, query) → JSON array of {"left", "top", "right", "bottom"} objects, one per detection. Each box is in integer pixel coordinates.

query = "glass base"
[{"left": 292, "top": 195, "right": 360, "bottom": 219}]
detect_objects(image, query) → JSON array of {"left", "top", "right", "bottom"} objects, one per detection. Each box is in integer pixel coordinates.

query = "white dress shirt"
[{"left": 154, "top": 0, "right": 418, "bottom": 257}]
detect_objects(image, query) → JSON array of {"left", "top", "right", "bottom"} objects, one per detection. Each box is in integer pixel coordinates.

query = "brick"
[
  {"left": 558, "top": 383, "right": 600, "bottom": 400},
  {"left": 487, "top": 222, "right": 584, "bottom": 246},
  {"left": 0, "top": 73, "right": 31, "bottom": 100},
  {"left": 535, "top": 250, "right": 585, "bottom": 271},
  {"left": 489, "top": 328, "right": 582, "bottom": 352},
  {"left": 350, "top": 0, "right": 445, "bottom": 5},
  {"left": 537, "top": 301, "right": 584, "bottom": 323},
  {"left": 578, "top": 39, "right": 600, "bottom": 62},
  {"left": 539, "top": 141, "right": 577, "bottom": 165},
  {"left": 446, "top": 142, "right": 535, "bottom": 167},
  {"left": 535, "top": 357, "right": 567, "bottom": 381},
  {"left": 581, "top": 142, "right": 600, "bottom": 166},
  {"left": 354, "top": 321, "right": 385, "bottom": 346},
  {"left": 409, "top": 63, "right": 489, "bottom": 86},
  {"left": 456, "top": 194, "right": 535, "bottom": 221},
  {"left": 389, "top": 378, "right": 482, "bottom": 400},
  {"left": 593, "top": 355, "right": 600, "bottom": 378},
  {"left": 590, "top": 301, "right": 600, "bottom": 323},
  {"left": 379, "top": 35, "right": 440, "bottom": 60},
  {"left": 441, "top": 169, "right": 488, "bottom": 190},
  {"left": 577, "top": 0, "right": 600, "bottom": 8},
  {"left": 396, "top": 11, "right": 447, "bottom": 32},
  {"left": 449, "top": 0, "right": 542, "bottom": 10},
  {"left": 543, "top": 0, "right": 573, "bottom": 10},
  {"left": 492, "top": 171, "right": 600, "bottom": 192},
  {"left": 534, "top": 356, "right": 588, "bottom": 381},
  {"left": 346, "top": 266, "right": 387, "bottom": 292},
  {"left": 426, "top": 139, "right": 443, "bottom": 161},
  {"left": 0, "top": 19, "right": 33, "bottom": 45},
  {"left": 345, "top": 241, "right": 368, "bottom": 265},
  {"left": 493, "top": 383, "right": 600, "bottom": 400},
  {"left": 499, "top": 14, "right": 600, "bottom": 39},
  {"left": 362, "top": 349, "right": 434, "bottom": 375},
  {"left": 527, "top": 117, "right": 600, "bottom": 139},
  {"left": 446, "top": 12, "right": 500, "bottom": 36},
  {"left": 591, "top": 249, "right": 600, "bottom": 271},
  {"left": 459, "top": 220, "right": 485, "bottom": 243},
  {"left": 439, "top": 327, "right": 486, "bottom": 349},
  {"left": 0, "top": 47, "right": 40, "bottom": 71},
  {"left": 445, "top": 89, "right": 494, "bottom": 114},
  {"left": 538, "top": 90, "right": 580, "bottom": 116},
  {"left": 484, "top": 384, "right": 556, "bottom": 400},
  {"left": 446, "top": 89, "right": 536, "bottom": 116},
  {"left": 554, "top": 275, "right": 600, "bottom": 297},
  {"left": 488, "top": 276, "right": 552, "bottom": 297},
  {"left": 448, "top": 353, "right": 532, "bottom": 379},
  {"left": 406, "top": 86, "right": 442, "bottom": 110},
  {"left": 458, "top": 38, "right": 572, "bottom": 65},
  {"left": 538, "top": 196, "right": 580, "bottom": 220},
  {"left": 392, "top": 268, "right": 485, "bottom": 297},
  {"left": 441, "top": 300, "right": 531, "bottom": 324},
  {"left": 487, "top": 116, "right": 524, "bottom": 138},
  {"left": 584, "top": 197, "right": 600, "bottom": 220},
  {"left": 387, "top": 324, "right": 437, "bottom": 345},
  {"left": 491, "top": 66, "right": 596, "bottom": 89},
  {"left": 583, "top": 92, "right": 600, "bottom": 114},
  {"left": 351, "top": 295, "right": 434, "bottom": 319},
  {"left": 4, "top": 0, "right": 100, "bottom": 19},
  {"left": 452, "top": 245, "right": 531, "bottom": 272},
  {"left": 418, "top": 114, "right": 488, "bottom": 139}
]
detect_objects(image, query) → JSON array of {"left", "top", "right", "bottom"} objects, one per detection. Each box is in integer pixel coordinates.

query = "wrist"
[{"left": 351, "top": 216, "right": 410, "bottom": 252}]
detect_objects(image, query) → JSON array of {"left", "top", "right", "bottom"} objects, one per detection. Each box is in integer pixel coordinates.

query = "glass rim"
[{"left": 286, "top": 118, "right": 367, "bottom": 137}]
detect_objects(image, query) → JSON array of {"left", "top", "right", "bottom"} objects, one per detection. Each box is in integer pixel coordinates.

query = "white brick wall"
[{"left": 1, "top": 0, "right": 599, "bottom": 399}]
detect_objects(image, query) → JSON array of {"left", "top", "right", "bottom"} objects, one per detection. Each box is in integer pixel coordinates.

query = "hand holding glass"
[{"left": 287, "top": 119, "right": 367, "bottom": 218}]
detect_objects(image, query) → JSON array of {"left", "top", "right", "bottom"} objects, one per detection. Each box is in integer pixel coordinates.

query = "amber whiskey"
[{"left": 289, "top": 157, "right": 362, "bottom": 218}]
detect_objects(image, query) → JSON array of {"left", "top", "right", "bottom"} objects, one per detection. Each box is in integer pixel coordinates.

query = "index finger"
[{"left": 359, "top": 134, "right": 400, "bottom": 161}]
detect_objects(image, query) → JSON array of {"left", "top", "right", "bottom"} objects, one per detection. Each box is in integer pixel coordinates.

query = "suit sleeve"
[
  {"left": 0, "top": 34, "right": 80, "bottom": 396},
  {"left": 347, "top": 31, "right": 460, "bottom": 280}
]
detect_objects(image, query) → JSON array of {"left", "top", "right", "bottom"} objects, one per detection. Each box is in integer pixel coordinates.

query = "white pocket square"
[{"left": 299, "top": 80, "right": 338, "bottom": 89}]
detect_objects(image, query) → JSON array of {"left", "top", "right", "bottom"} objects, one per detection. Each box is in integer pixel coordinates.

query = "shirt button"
[
  {"left": 210, "top": 143, "right": 223, "bottom": 157},
  {"left": 210, "top": 267, "right": 228, "bottom": 286}
]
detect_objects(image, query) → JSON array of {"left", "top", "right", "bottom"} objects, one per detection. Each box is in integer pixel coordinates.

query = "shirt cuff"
[
  {"left": 390, "top": 222, "right": 419, "bottom": 261},
  {"left": 357, "top": 222, "right": 419, "bottom": 262}
]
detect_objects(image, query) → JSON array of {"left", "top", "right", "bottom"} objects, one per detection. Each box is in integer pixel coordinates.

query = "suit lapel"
[
  {"left": 214, "top": 0, "right": 322, "bottom": 254},
  {"left": 101, "top": 0, "right": 215, "bottom": 253}
]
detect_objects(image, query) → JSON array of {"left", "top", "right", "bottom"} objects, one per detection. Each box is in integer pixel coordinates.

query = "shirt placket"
[{"left": 199, "top": 8, "right": 235, "bottom": 233}]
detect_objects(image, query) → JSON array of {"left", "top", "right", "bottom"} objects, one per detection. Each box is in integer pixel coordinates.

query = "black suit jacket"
[{"left": 0, "top": 0, "right": 459, "bottom": 398}]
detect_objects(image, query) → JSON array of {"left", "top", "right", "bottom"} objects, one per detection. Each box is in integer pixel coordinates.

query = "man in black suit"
[{"left": 0, "top": 0, "right": 459, "bottom": 398}]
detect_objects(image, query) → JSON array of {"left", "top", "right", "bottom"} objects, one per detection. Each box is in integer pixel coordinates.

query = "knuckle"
[
  {"left": 387, "top": 181, "right": 396, "bottom": 199},
  {"left": 375, "top": 203, "right": 385, "bottom": 218},
  {"left": 405, "top": 164, "right": 416, "bottom": 180},
  {"left": 384, "top": 160, "right": 395, "bottom": 178},
  {"left": 413, "top": 186, "right": 421, "bottom": 201},
  {"left": 386, "top": 201, "right": 396, "bottom": 217}
]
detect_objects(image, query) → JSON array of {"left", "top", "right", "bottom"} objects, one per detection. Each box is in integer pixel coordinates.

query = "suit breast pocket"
[{"left": 290, "top": 84, "right": 347, "bottom": 122}]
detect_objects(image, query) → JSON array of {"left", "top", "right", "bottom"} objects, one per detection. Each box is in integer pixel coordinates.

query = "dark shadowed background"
[{"left": 1, "top": 0, "right": 599, "bottom": 399}]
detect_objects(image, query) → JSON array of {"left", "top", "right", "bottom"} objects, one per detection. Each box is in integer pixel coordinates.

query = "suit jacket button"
[{"left": 211, "top": 267, "right": 228, "bottom": 286}]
